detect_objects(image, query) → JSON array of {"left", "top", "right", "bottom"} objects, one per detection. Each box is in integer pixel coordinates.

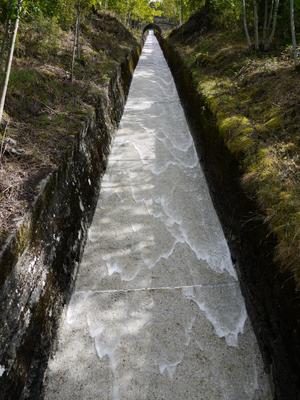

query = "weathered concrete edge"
[
  {"left": 0, "top": 40, "right": 143, "bottom": 400},
  {"left": 158, "top": 35, "right": 300, "bottom": 400}
]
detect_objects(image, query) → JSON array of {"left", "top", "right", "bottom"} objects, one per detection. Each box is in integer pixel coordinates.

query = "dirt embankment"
[
  {"left": 0, "top": 12, "right": 139, "bottom": 249},
  {"left": 161, "top": 11, "right": 300, "bottom": 400},
  {"left": 0, "top": 13, "right": 142, "bottom": 400}
]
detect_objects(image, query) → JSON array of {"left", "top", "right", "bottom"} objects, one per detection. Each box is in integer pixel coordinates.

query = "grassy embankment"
[
  {"left": 0, "top": 12, "right": 138, "bottom": 247},
  {"left": 168, "top": 25, "right": 300, "bottom": 285}
]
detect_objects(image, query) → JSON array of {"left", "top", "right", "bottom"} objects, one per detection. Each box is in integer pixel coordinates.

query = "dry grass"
[{"left": 0, "top": 12, "right": 138, "bottom": 248}]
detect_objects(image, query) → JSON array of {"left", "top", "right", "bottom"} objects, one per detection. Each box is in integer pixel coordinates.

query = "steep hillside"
[
  {"left": 0, "top": 12, "right": 138, "bottom": 248},
  {"left": 168, "top": 12, "right": 300, "bottom": 287}
]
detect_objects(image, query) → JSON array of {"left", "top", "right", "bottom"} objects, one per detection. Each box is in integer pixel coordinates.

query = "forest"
[{"left": 0, "top": 0, "right": 299, "bottom": 124}]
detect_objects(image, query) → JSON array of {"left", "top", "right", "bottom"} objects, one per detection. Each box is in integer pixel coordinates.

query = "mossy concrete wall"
[
  {"left": 158, "top": 35, "right": 300, "bottom": 400},
  {"left": 0, "top": 43, "right": 142, "bottom": 400}
]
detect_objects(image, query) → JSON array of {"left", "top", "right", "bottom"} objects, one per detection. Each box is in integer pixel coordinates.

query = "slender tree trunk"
[
  {"left": 127, "top": 13, "right": 131, "bottom": 27},
  {"left": 179, "top": 0, "right": 183, "bottom": 25},
  {"left": 253, "top": 0, "right": 259, "bottom": 49},
  {"left": 267, "top": 0, "right": 274, "bottom": 33},
  {"left": 262, "top": 0, "right": 269, "bottom": 45},
  {"left": 0, "top": 0, "right": 22, "bottom": 124},
  {"left": 290, "top": 0, "right": 298, "bottom": 67},
  {"left": 76, "top": 10, "right": 81, "bottom": 59},
  {"left": 265, "top": 0, "right": 280, "bottom": 49},
  {"left": 242, "top": 0, "right": 252, "bottom": 48},
  {"left": 70, "top": 7, "right": 80, "bottom": 82},
  {"left": 0, "top": 19, "right": 11, "bottom": 72}
]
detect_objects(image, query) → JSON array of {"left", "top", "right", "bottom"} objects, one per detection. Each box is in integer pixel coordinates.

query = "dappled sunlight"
[{"left": 45, "top": 31, "right": 272, "bottom": 400}]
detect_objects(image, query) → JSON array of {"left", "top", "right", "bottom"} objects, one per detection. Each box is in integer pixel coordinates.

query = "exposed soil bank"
[
  {"left": 0, "top": 40, "right": 142, "bottom": 400},
  {"left": 0, "top": 12, "right": 139, "bottom": 249},
  {"left": 159, "top": 35, "right": 300, "bottom": 400}
]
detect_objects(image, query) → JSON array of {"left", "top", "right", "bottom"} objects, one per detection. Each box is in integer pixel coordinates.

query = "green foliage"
[
  {"left": 94, "top": 0, "right": 156, "bottom": 23},
  {"left": 20, "top": 15, "right": 61, "bottom": 59},
  {"left": 0, "top": 0, "right": 62, "bottom": 21},
  {"left": 160, "top": 0, "right": 300, "bottom": 49}
]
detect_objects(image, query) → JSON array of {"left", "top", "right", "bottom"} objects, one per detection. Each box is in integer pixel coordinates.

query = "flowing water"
[{"left": 44, "top": 31, "right": 272, "bottom": 400}]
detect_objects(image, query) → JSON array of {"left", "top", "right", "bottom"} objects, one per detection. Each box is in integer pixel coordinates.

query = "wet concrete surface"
[{"left": 44, "top": 31, "right": 272, "bottom": 400}]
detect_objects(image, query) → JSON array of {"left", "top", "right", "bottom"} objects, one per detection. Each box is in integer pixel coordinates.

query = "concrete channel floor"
[{"left": 44, "top": 31, "right": 272, "bottom": 400}]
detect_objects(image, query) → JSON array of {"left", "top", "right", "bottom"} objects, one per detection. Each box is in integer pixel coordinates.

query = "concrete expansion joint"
[
  {"left": 75, "top": 282, "right": 238, "bottom": 295},
  {"left": 149, "top": 100, "right": 179, "bottom": 104}
]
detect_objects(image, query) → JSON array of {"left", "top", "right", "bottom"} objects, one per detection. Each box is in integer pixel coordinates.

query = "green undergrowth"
[
  {"left": 169, "top": 30, "right": 300, "bottom": 285},
  {"left": 0, "top": 12, "right": 139, "bottom": 248}
]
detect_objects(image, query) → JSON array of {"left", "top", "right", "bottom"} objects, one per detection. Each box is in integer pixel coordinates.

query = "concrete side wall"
[
  {"left": 0, "top": 43, "right": 143, "bottom": 400},
  {"left": 158, "top": 35, "right": 300, "bottom": 400}
]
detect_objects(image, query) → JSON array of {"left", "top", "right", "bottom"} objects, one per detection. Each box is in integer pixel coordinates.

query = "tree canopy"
[{"left": 0, "top": 0, "right": 299, "bottom": 122}]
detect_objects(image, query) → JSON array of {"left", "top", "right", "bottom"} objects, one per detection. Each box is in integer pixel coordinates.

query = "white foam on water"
[
  {"left": 141, "top": 238, "right": 182, "bottom": 270},
  {"left": 159, "top": 360, "right": 181, "bottom": 380},
  {"left": 88, "top": 303, "right": 152, "bottom": 400},
  {"left": 105, "top": 259, "right": 141, "bottom": 282},
  {"left": 182, "top": 286, "right": 247, "bottom": 347},
  {"left": 66, "top": 291, "right": 91, "bottom": 326},
  {"left": 0, "top": 365, "right": 5, "bottom": 377},
  {"left": 94, "top": 333, "right": 121, "bottom": 400}
]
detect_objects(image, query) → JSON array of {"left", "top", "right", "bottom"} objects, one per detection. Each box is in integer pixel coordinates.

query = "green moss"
[
  {"left": 8, "top": 69, "right": 42, "bottom": 93},
  {"left": 169, "top": 29, "right": 300, "bottom": 287},
  {"left": 194, "top": 52, "right": 215, "bottom": 67},
  {"left": 219, "top": 115, "right": 251, "bottom": 136},
  {"left": 265, "top": 116, "right": 282, "bottom": 130},
  {"left": 15, "top": 223, "right": 31, "bottom": 255}
]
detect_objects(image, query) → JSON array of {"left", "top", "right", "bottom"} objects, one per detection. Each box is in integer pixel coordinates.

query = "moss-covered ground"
[
  {"left": 168, "top": 29, "right": 300, "bottom": 286},
  {"left": 0, "top": 12, "right": 138, "bottom": 247}
]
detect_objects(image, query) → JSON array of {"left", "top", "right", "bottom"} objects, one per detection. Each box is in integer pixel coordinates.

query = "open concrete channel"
[{"left": 43, "top": 31, "right": 272, "bottom": 399}]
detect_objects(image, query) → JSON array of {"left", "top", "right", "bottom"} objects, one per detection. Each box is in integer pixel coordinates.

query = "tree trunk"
[
  {"left": 127, "top": 13, "right": 131, "bottom": 27},
  {"left": 0, "top": 0, "right": 22, "bottom": 124},
  {"left": 70, "top": 7, "right": 80, "bottom": 83},
  {"left": 267, "top": 0, "right": 274, "bottom": 33},
  {"left": 265, "top": 0, "right": 280, "bottom": 49},
  {"left": 290, "top": 0, "right": 298, "bottom": 67},
  {"left": 242, "top": 0, "right": 252, "bottom": 48},
  {"left": 76, "top": 10, "right": 81, "bottom": 59},
  {"left": 262, "top": 0, "right": 268, "bottom": 45},
  {"left": 253, "top": 0, "right": 259, "bottom": 49},
  {"left": 0, "top": 19, "right": 11, "bottom": 72},
  {"left": 179, "top": 0, "right": 183, "bottom": 25}
]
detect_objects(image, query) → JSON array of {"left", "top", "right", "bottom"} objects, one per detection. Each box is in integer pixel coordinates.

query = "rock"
[{"left": 2, "top": 137, "right": 25, "bottom": 156}]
